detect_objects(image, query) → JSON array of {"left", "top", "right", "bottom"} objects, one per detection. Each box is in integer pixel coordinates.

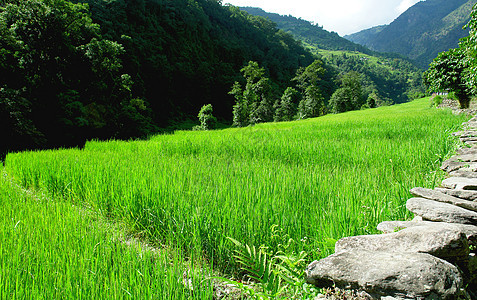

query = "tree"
[
  {"left": 462, "top": 3, "right": 477, "bottom": 94},
  {"left": 0, "top": 0, "right": 156, "bottom": 154},
  {"left": 424, "top": 47, "right": 471, "bottom": 108},
  {"left": 297, "top": 86, "right": 326, "bottom": 119},
  {"left": 293, "top": 59, "right": 327, "bottom": 119},
  {"left": 229, "top": 61, "right": 274, "bottom": 127},
  {"left": 194, "top": 104, "right": 216, "bottom": 131},
  {"left": 329, "top": 71, "right": 364, "bottom": 113},
  {"left": 274, "top": 87, "right": 299, "bottom": 122}
]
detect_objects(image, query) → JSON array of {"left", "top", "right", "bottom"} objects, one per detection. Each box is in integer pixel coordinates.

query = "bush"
[
  {"left": 194, "top": 104, "right": 216, "bottom": 131},
  {"left": 431, "top": 95, "right": 443, "bottom": 107}
]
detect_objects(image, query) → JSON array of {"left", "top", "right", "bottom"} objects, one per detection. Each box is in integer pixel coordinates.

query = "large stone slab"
[
  {"left": 452, "top": 131, "right": 477, "bottom": 138},
  {"left": 440, "top": 161, "right": 477, "bottom": 173},
  {"left": 461, "top": 137, "right": 477, "bottom": 143},
  {"left": 406, "top": 197, "right": 477, "bottom": 225},
  {"left": 435, "top": 188, "right": 477, "bottom": 201},
  {"left": 457, "top": 146, "right": 477, "bottom": 155},
  {"left": 410, "top": 187, "right": 477, "bottom": 212},
  {"left": 306, "top": 250, "right": 463, "bottom": 299},
  {"left": 441, "top": 177, "right": 477, "bottom": 190},
  {"left": 449, "top": 169, "right": 477, "bottom": 178},
  {"left": 376, "top": 220, "right": 477, "bottom": 246},
  {"left": 448, "top": 154, "right": 477, "bottom": 162},
  {"left": 335, "top": 223, "right": 469, "bottom": 261}
]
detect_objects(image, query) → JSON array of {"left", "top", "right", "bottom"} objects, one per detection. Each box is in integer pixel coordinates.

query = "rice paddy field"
[{"left": 0, "top": 97, "right": 470, "bottom": 298}]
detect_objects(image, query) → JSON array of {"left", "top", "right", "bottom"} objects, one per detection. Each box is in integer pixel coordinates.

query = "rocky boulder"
[
  {"left": 441, "top": 177, "right": 477, "bottom": 190},
  {"left": 406, "top": 197, "right": 477, "bottom": 225},
  {"left": 410, "top": 187, "right": 477, "bottom": 212},
  {"left": 335, "top": 223, "right": 469, "bottom": 261},
  {"left": 376, "top": 220, "right": 477, "bottom": 246},
  {"left": 306, "top": 250, "right": 464, "bottom": 299},
  {"left": 435, "top": 188, "right": 477, "bottom": 201}
]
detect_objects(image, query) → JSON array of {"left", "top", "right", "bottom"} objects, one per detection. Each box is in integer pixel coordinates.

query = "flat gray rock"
[
  {"left": 306, "top": 250, "right": 463, "bottom": 299},
  {"left": 410, "top": 187, "right": 477, "bottom": 212},
  {"left": 440, "top": 161, "right": 477, "bottom": 173},
  {"left": 376, "top": 220, "right": 477, "bottom": 246},
  {"left": 449, "top": 169, "right": 477, "bottom": 178},
  {"left": 461, "top": 137, "right": 477, "bottom": 143},
  {"left": 335, "top": 223, "right": 469, "bottom": 261},
  {"left": 441, "top": 177, "right": 477, "bottom": 190},
  {"left": 452, "top": 131, "right": 477, "bottom": 138},
  {"left": 457, "top": 147, "right": 477, "bottom": 156},
  {"left": 448, "top": 154, "right": 477, "bottom": 162},
  {"left": 435, "top": 187, "right": 477, "bottom": 201},
  {"left": 406, "top": 197, "right": 477, "bottom": 225}
]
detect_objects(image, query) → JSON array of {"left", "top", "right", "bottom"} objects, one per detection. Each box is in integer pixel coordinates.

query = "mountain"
[
  {"left": 239, "top": 6, "right": 426, "bottom": 104},
  {"left": 239, "top": 7, "right": 371, "bottom": 53},
  {"left": 345, "top": 0, "right": 477, "bottom": 68}
]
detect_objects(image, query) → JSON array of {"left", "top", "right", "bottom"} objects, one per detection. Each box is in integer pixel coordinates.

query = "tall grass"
[
  {"left": 0, "top": 171, "right": 213, "bottom": 299},
  {"left": 4, "top": 98, "right": 469, "bottom": 276}
]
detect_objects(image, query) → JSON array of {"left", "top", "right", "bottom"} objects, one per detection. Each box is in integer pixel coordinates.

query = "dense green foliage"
[
  {"left": 4, "top": 99, "right": 467, "bottom": 283},
  {"left": 321, "top": 52, "right": 424, "bottom": 105},
  {"left": 0, "top": 0, "right": 315, "bottom": 155},
  {"left": 329, "top": 72, "right": 364, "bottom": 113},
  {"left": 0, "top": 0, "right": 156, "bottom": 155},
  {"left": 346, "top": 0, "right": 477, "bottom": 68},
  {"left": 424, "top": 3, "right": 477, "bottom": 108},
  {"left": 74, "top": 0, "right": 313, "bottom": 122},
  {"left": 0, "top": 170, "right": 214, "bottom": 299},
  {"left": 194, "top": 104, "right": 216, "bottom": 131},
  {"left": 424, "top": 48, "right": 471, "bottom": 108}
]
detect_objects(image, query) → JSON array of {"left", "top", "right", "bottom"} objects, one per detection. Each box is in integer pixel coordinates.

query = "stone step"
[
  {"left": 440, "top": 161, "right": 477, "bottom": 173},
  {"left": 448, "top": 154, "right": 477, "bottom": 162},
  {"left": 452, "top": 131, "right": 477, "bottom": 138},
  {"left": 457, "top": 146, "right": 477, "bottom": 156},
  {"left": 461, "top": 137, "right": 477, "bottom": 143},
  {"left": 376, "top": 220, "right": 477, "bottom": 246},
  {"left": 435, "top": 187, "right": 477, "bottom": 201},
  {"left": 306, "top": 250, "right": 463, "bottom": 299},
  {"left": 406, "top": 197, "right": 477, "bottom": 225},
  {"left": 441, "top": 177, "right": 477, "bottom": 190},
  {"left": 449, "top": 169, "right": 477, "bottom": 178},
  {"left": 335, "top": 223, "right": 469, "bottom": 261},
  {"left": 410, "top": 187, "right": 477, "bottom": 212}
]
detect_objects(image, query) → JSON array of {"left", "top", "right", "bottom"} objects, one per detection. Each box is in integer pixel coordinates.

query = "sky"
[{"left": 224, "top": 0, "right": 424, "bottom": 36}]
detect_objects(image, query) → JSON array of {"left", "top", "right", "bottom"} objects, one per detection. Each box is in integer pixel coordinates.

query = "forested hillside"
[
  {"left": 239, "top": 7, "right": 425, "bottom": 105},
  {"left": 0, "top": 0, "right": 314, "bottom": 155},
  {"left": 239, "top": 7, "right": 370, "bottom": 53},
  {"left": 345, "top": 0, "right": 477, "bottom": 68}
]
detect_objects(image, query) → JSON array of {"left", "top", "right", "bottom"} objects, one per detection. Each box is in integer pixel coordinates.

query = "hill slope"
[
  {"left": 0, "top": 0, "right": 315, "bottom": 155},
  {"left": 345, "top": 0, "right": 477, "bottom": 68},
  {"left": 239, "top": 7, "right": 425, "bottom": 103},
  {"left": 240, "top": 7, "right": 371, "bottom": 53}
]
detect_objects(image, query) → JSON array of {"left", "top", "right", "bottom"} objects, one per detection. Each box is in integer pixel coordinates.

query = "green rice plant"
[
  {"left": 0, "top": 170, "right": 214, "bottom": 299},
  {"left": 3, "top": 97, "right": 469, "bottom": 280}
]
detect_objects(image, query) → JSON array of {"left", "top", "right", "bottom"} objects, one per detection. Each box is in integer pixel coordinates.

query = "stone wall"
[{"left": 305, "top": 117, "right": 477, "bottom": 299}]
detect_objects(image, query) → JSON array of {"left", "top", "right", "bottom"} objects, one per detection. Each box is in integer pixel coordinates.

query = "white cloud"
[{"left": 224, "top": 0, "right": 422, "bottom": 35}]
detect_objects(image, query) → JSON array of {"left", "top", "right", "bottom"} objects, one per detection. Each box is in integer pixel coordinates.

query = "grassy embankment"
[{"left": 1, "top": 97, "right": 470, "bottom": 297}]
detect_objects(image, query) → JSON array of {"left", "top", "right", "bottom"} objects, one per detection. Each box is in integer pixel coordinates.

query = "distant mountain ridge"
[
  {"left": 239, "top": 7, "right": 371, "bottom": 53},
  {"left": 345, "top": 0, "right": 477, "bottom": 68}
]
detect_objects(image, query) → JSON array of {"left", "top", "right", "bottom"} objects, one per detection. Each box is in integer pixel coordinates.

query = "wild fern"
[{"left": 222, "top": 226, "right": 320, "bottom": 299}]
